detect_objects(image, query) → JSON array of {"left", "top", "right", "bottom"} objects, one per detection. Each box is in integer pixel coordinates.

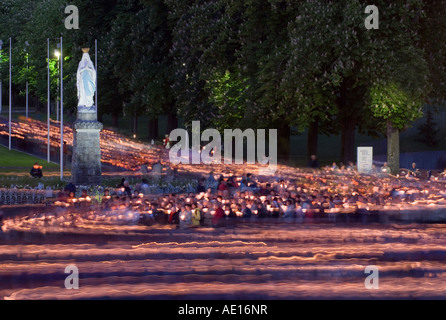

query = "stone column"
[{"left": 71, "top": 106, "right": 103, "bottom": 185}]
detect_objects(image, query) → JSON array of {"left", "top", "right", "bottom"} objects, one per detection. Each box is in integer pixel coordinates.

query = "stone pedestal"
[{"left": 71, "top": 106, "right": 103, "bottom": 185}]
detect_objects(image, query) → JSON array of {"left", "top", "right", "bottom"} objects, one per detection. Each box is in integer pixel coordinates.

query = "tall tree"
[
  {"left": 282, "top": 0, "right": 428, "bottom": 166},
  {"left": 366, "top": 1, "right": 429, "bottom": 174},
  {"left": 419, "top": 0, "right": 446, "bottom": 103}
]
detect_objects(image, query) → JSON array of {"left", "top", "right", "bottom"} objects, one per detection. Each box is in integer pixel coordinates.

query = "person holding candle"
[
  {"left": 0, "top": 210, "right": 3, "bottom": 232},
  {"left": 169, "top": 204, "right": 180, "bottom": 225},
  {"left": 346, "top": 161, "right": 356, "bottom": 171},
  {"left": 439, "top": 169, "right": 446, "bottom": 181},
  {"left": 179, "top": 204, "right": 192, "bottom": 228},
  {"left": 68, "top": 191, "right": 76, "bottom": 201},
  {"left": 151, "top": 202, "right": 166, "bottom": 223},
  {"left": 407, "top": 162, "right": 421, "bottom": 178},
  {"left": 246, "top": 173, "right": 257, "bottom": 189},
  {"left": 191, "top": 202, "right": 202, "bottom": 227},
  {"left": 101, "top": 189, "right": 112, "bottom": 208},
  {"left": 239, "top": 178, "right": 250, "bottom": 192},
  {"left": 224, "top": 204, "right": 237, "bottom": 227},
  {"left": 30, "top": 162, "right": 43, "bottom": 178},
  {"left": 218, "top": 179, "right": 227, "bottom": 192},
  {"left": 123, "top": 180, "right": 132, "bottom": 197},
  {"left": 283, "top": 199, "right": 296, "bottom": 221},
  {"left": 163, "top": 134, "right": 170, "bottom": 149},
  {"left": 241, "top": 202, "right": 252, "bottom": 220},
  {"left": 257, "top": 201, "right": 268, "bottom": 218},
  {"left": 380, "top": 162, "right": 390, "bottom": 175},
  {"left": 225, "top": 204, "right": 237, "bottom": 219},
  {"left": 227, "top": 176, "right": 238, "bottom": 189},
  {"left": 212, "top": 202, "right": 225, "bottom": 227}
]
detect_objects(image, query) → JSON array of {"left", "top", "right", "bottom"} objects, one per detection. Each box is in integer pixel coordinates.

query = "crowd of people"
[{"left": 44, "top": 159, "right": 446, "bottom": 229}]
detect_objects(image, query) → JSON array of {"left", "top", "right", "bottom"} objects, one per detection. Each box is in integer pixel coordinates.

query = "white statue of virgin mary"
[{"left": 76, "top": 48, "right": 96, "bottom": 108}]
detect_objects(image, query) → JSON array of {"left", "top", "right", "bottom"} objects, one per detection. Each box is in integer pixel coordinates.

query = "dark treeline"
[{"left": 0, "top": 0, "right": 445, "bottom": 170}]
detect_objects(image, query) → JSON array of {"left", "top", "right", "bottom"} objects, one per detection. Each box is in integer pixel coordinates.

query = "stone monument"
[
  {"left": 71, "top": 48, "right": 103, "bottom": 185},
  {"left": 150, "top": 161, "right": 163, "bottom": 182}
]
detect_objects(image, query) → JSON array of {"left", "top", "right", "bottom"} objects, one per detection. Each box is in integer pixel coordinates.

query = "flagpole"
[
  {"left": 0, "top": 40, "right": 2, "bottom": 116},
  {"left": 60, "top": 37, "right": 63, "bottom": 180},
  {"left": 47, "top": 38, "right": 50, "bottom": 163},
  {"left": 24, "top": 41, "right": 29, "bottom": 119},
  {"left": 95, "top": 39, "right": 98, "bottom": 110},
  {"left": 8, "top": 37, "right": 11, "bottom": 150}
]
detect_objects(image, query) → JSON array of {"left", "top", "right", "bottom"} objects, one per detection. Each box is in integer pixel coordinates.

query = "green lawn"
[{"left": 0, "top": 145, "right": 59, "bottom": 170}]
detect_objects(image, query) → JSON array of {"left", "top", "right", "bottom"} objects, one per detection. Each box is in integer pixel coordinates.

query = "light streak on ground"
[{"left": 1, "top": 221, "right": 446, "bottom": 299}]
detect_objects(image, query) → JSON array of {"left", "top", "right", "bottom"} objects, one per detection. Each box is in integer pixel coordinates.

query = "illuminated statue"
[
  {"left": 72, "top": 47, "right": 102, "bottom": 185},
  {"left": 76, "top": 48, "right": 96, "bottom": 108}
]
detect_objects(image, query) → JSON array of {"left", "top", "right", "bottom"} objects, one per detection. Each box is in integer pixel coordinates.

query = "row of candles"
[
  {"left": 52, "top": 189, "right": 292, "bottom": 215},
  {"left": 4, "top": 117, "right": 446, "bottom": 184},
  {"left": 9, "top": 171, "right": 446, "bottom": 231},
  {"left": 0, "top": 116, "right": 306, "bottom": 176},
  {"left": 3, "top": 117, "right": 446, "bottom": 211},
  {"left": 0, "top": 117, "right": 164, "bottom": 171},
  {"left": 50, "top": 185, "right": 362, "bottom": 219}
]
